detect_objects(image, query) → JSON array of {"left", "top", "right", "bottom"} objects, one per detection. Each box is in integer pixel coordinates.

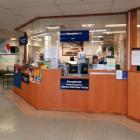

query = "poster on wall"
[
  {"left": 132, "top": 48, "right": 140, "bottom": 66},
  {"left": 107, "top": 58, "right": 115, "bottom": 70},
  {"left": 0, "top": 55, "right": 17, "bottom": 70},
  {"left": 116, "top": 70, "right": 128, "bottom": 80},
  {"left": 14, "top": 66, "right": 22, "bottom": 88},
  {"left": 22, "top": 73, "right": 29, "bottom": 84},
  {"left": 0, "top": 39, "right": 9, "bottom": 53},
  {"left": 60, "top": 78, "right": 89, "bottom": 90}
]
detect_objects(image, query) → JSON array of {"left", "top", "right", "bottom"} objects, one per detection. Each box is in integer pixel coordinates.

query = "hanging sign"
[
  {"left": 60, "top": 30, "right": 89, "bottom": 42},
  {"left": 19, "top": 35, "right": 28, "bottom": 45}
]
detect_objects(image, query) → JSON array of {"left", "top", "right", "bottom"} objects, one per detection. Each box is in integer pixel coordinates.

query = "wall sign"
[
  {"left": 14, "top": 66, "right": 22, "bottom": 88},
  {"left": 0, "top": 55, "right": 17, "bottom": 70},
  {"left": 116, "top": 70, "right": 128, "bottom": 80},
  {"left": 60, "top": 78, "right": 89, "bottom": 90},
  {"left": 107, "top": 58, "right": 115, "bottom": 70},
  {"left": 60, "top": 30, "right": 89, "bottom": 42},
  {"left": 132, "top": 48, "right": 140, "bottom": 66},
  {"left": 19, "top": 35, "right": 28, "bottom": 45},
  {"left": 22, "top": 73, "right": 29, "bottom": 84}
]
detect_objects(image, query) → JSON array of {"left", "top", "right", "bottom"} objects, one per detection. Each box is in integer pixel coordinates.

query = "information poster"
[
  {"left": 132, "top": 48, "right": 140, "bottom": 65},
  {"left": 116, "top": 70, "right": 122, "bottom": 79},
  {"left": 22, "top": 73, "right": 29, "bottom": 84},
  {"left": 107, "top": 58, "right": 115, "bottom": 70},
  {"left": 116, "top": 70, "right": 128, "bottom": 80},
  {"left": 60, "top": 79, "right": 89, "bottom": 90},
  {"left": 0, "top": 55, "right": 17, "bottom": 70}
]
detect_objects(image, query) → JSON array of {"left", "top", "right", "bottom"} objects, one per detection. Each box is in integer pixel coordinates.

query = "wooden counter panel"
[
  {"left": 15, "top": 82, "right": 40, "bottom": 108},
  {"left": 14, "top": 69, "right": 127, "bottom": 114},
  {"left": 39, "top": 70, "right": 89, "bottom": 111},
  {"left": 88, "top": 74, "right": 127, "bottom": 114},
  {"left": 61, "top": 75, "right": 89, "bottom": 112},
  {"left": 61, "top": 90, "right": 88, "bottom": 112},
  {"left": 128, "top": 72, "right": 140, "bottom": 121},
  {"left": 34, "top": 69, "right": 63, "bottom": 110}
]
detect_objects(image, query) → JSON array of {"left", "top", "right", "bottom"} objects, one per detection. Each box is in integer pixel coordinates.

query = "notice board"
[
  {"left": 0, "top": 54, "right": 18, "bottom": 70},
  {"left": 132, "top": 48, "right": 140, "bottom": 66}
]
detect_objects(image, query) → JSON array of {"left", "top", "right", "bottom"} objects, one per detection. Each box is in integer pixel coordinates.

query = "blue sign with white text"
[
  {"left": 22, "top": 73, "right": 29, "bottom": 84},
  {"left": 19, "top": 35, "right": 28, "bottom": 45},
  {"left": 60, "top": 30, "right": 89, "bottom": 42},
  {"left": 122, "top": 71, "right": 128, "bottom": 79},
  {"left": 14, "top": 66, "right": 22, "bottom": 88},
  {"left": 60, "top": 78, "right": 89, "bottom": 90}
]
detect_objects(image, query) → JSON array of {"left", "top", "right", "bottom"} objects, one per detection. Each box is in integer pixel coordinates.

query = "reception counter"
[
  {"left": 13, "top": 68, "right": 128, "bottom": 115},
  {"left": 88, "top": 70, "right": 127, "bottom": 114}
]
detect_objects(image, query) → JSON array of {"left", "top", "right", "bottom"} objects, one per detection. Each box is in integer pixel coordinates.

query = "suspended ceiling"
[{"left": 0, "top": 0, "right": 140, "bottom": 30}]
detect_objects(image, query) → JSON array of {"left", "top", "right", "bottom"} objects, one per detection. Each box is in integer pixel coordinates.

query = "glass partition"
[{"left": 18, "top": 14, "right": 127, "bottom": 72}]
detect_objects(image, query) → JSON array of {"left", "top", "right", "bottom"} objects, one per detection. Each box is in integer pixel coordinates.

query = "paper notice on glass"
[
  {"left": 92, "top": 64, "right": 97, "bottom": 70},
  {"left": 97, "top": 64, "right": 105, "bottom": 70},
  {"left": 51, "top": 58, "right": 58, "bottom": 69},
  {"left": 132, "top": 49, "right": 140, "bottom": 65},
  {"left": 116, "top": 70, "right": 122, "bottom": 79},
  {"left": 107, "top": 58, "right": 115, "bottom": 70}
]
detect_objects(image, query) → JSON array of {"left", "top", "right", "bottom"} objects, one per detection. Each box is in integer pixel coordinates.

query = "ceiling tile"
[
  {"left": 0, "top": 0, "right": 139, "bottom": 30},
  {"left": 60, "top": 2, "right": 112, "bottom": 15},
  {"left": 0, "top": 0, "right": 55, "bottom": 9},
  {"left": 54, "top": 0, "right": 112, "bottom": 5},
  {"left": 12, "top": 6, "right": 62, "bottom": 19},
  {"left": 0, "top": 7, "right": 16, "bottom": 17},
  {"left": 0, "top": 15, "right": 29, "bottom": 29},
  {"left": 111, "top": 0, "right": 140, "bottom": 12}
]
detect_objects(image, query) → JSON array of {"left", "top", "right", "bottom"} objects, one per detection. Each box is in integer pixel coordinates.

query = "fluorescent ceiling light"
[
  {"left": 104, "top": 31, "right": 126, "bottom": 34},
  {"left": 46, "top": 26, "right": 60, "bottom": 30},
  {"left": 105, "top": 24, "right": 126, "bottom": 27},
  {"left": 32, "top": 32, "right": 48, "bottom": 38},
  {"left": 81, "top": 24, "right": 95, "bottom": 28},
  {"left": 105, "top": 24, "right": 140, "bottom": 28},
  {"left": 32, "top": 38, "right": 42, "bottom": 42},
  {"left": 93, "top": 35, "right": 103, "bottom": 38},
  {"left": 10, "top": 38, "right": 16, "bottom": 41},
  {"left": 90, "top": 29, "right": 107, "bottom": 33},
  {"left": 91, "top": 40, "right": 103, "bottom": 43}
]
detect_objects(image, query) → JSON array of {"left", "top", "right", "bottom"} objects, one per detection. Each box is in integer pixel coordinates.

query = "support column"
[{"left": 127, "top": 9, "right": 137, "bottom": 71}]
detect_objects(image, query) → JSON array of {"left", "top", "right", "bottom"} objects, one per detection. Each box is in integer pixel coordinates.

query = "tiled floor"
[{"left": 1, "top": 87, "right": 140, "bottom": 140}]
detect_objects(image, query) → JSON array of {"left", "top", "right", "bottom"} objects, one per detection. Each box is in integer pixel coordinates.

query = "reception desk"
[
  {"left": 13, "top": 69, "right": 127, "bottom": 115},
  {"left": 88, "top": 70, "right": 127, "bottom": 114}
]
